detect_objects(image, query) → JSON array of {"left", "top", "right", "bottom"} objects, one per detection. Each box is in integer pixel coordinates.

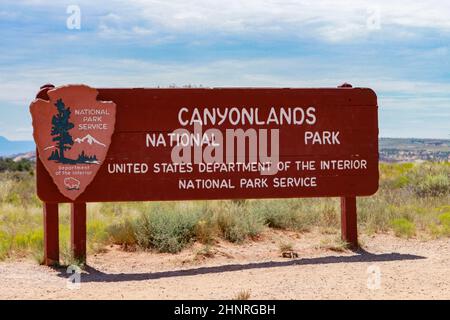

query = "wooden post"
[
  {"left": 71, "top": 202, "right": 87, "bottom": 263},
  {"left": 43, "top": 202, "right": 59, "bottom": 266},
  {"left": 340, "top": 196, "right": 358, "bottom": 249}
]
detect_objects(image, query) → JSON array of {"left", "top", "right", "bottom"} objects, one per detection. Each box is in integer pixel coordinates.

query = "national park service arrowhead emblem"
[{"left": 30, "top": 85, "right": 116, "bottom": 200}]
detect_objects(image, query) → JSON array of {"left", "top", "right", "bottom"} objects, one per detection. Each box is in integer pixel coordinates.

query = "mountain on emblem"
[
  {"left": 30, "top": 84, "right": 116, "bottom": 201},
  {"left": 75, "top": 134, "right": 106, "bottom": 147}
]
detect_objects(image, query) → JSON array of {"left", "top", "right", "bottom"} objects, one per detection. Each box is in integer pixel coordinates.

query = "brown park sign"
[{"left": 30, "top": 83, "right": 379, "bottom": 265}]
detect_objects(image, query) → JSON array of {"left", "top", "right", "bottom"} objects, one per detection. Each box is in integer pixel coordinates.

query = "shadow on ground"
[{"left": 54, "top": 249, "right": 425, "bottom": 283}]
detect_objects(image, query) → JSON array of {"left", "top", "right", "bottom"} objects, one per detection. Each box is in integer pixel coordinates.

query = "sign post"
[
  {"left": 31, "top": 83, "right": 378, "bottom": 265},
  {"left": 43, "top": 202, "right": 59, "bottom": 265},
  {"left": 341, "top": 196, "right": 358, "bottom": 249},
  {"left": 71, "top": 202, "right": 86, "bottom": 262}
]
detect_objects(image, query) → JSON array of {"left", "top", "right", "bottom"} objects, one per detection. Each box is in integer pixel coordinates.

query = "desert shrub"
[
  {"left": 380, "top": 162, "right": 450, "bottom": 197},
  {"left": 278, "top": 242, "right": 293, "bottom": 253},
  {"left": 0, "top": 179, "right": 13, "bottom": 203},
  {"left": 360, "top": 162, "right": 450, "bottom": 235},
  {"left": 194, "top": 244, "right": 215, "bottom": 260},
  {"left": 438, "top": 212, "right": 450, "bottom": 226},
  {"left": 233, "top": 290, "right": 251, "bottom": 300},
  {"left": 231, "top": 199, "right": 247, "bottom": 206},
  {"left": 13, "top": 229, "right": 43, "bottom": 251},
  {"left": 134, "top": 207, "right": 200, "bottom": 253},
  {"left": 379, "top": 163, "right": 414, "bottom": 189},
  {"left": 195, "top": 218, "right": 217, "bottom": 244},
  {"left": 0, "top": 230, "right": 11, "bottom": 260},
  {"left": 358, "top": 196, "right": 392, "bottom": 233},
  {"left": 259, "top": 207, "right": 298, "bottom": 230},
  {"left": 437, "top": 212, "right": 450, "bottom": 236},
  {"left": 214, "top": 202, "right": 264, "bottom": 243},
  {"left": 0, "top": 158, "right": 34, "bottom": 173},
  {"left": 318, "top": 236, "right": 350, "bottom": 252},
  {"left": 58, "top": 225, "right": 73, "bottom": 266},
  {"left": 108, "top": 218, "right": 138, "bottom": 248},
  {"left": 0, "top": 171, "right": 39, "bottom": 206},
  {"left": 414, "top": 174, "right": 450, "bottom": 197},
  {"left": 393, "top": 175, "right": 411, "bottom": 188},
  {"left": 0, "top": 201, "right": 43, "bottom": 261},
  {"left": 391, "top": 218, "right": 416, "bottom": 238},
  {"left": 252, "top": 200, "right": 316, "bottom": 231},
  {"left": 87, "top": 220, "right": 109, "bottom": 252},
  {"left": 320, "top": 205, "right": 340, "bottom": 229},
  {"left": 0, "top": 228, "right": 44, "bottom": 262}
]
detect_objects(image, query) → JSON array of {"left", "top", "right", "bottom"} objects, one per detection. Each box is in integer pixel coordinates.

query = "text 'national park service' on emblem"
[{"left": 30, "top": 85, "right": 116, "bottom": 200}]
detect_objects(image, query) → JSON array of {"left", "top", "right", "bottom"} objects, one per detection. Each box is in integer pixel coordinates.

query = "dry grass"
[
  {"left": 233, "top": 290, "right": 251, "bottom": 300},
  {"left": 194, "top": 245, "right": 215, "bottom": 261},
  {"left": 278, "top": 241, "right": 294, "bottom": 253},
  {"left": 317, "top": 237, "right": 350, "bottom": 252}
]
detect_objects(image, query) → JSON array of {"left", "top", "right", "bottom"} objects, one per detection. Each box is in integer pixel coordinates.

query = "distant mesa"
[
  {"left": 1, "top": 134, "right": 449, "bottom": 163},
  {"left": 12, "top": 151, "right": 36, "bottom": 162},
  {"left": 0, "top": 136, "right": 35, "bottom": 157}
]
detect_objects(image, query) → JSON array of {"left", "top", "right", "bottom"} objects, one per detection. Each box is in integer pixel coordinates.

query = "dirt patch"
[{"left": 1, "top": 229, "right": 449, "bottom": 299}]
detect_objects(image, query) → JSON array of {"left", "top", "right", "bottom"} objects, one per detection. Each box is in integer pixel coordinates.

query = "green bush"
[
  {"left": 415, "top": 174, "right": 450, "bottom": 197},
  {"left": 251, "top": 200, "right": 316, "bottom": 231},
  {"left": 13, "top": 229, "right": 43, "bottom": 251},
  {"left": 0, "top": 171, "right": 39, "bottom": 206},
  {"left": 134, "top": 208, "right": 200, "bottom": 253},
  {"left": 393, "top": 175, "right": 410, "bottom": 188},
  {"left": 0, "top": 158, "right": 34, "bottom": 173},
  {"left": 262, "top": 209, "right": 300, "bottom": 230},
  {"left": 0, "top": 231, "right": 11, "bottom": 260},
  {"left": 437, "top": 212, "right": 450, "bottom": 236},
  {"left": 214, "top": 207, "right": 264, "bottom": 243},
  {"left": 391, "top": 218, "right": 416, "bottom": 238},
  {"left": 438, "top": 212, "right": 450, "bottom": 227},
  {"left": 108, "top": 218, "right": 138, "bottom": 248},
  {"left": 379, "top": 163, "right": 414, "bottom": 189},
  {"left": 87, "top": 220, "right": 109, "bottom": 252},
  {"left": 195, "top": 218, "right": 217, "bottom": 244}
]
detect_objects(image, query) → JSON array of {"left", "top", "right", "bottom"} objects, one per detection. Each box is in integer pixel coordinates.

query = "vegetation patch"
[
  {"left": 134, "top": 206, "right": 200, "bottom": 253},
  {"left": 233, "top": 290, "right": 251, "bottom": 300},
  {"left": 391, "top": 218, "right": 416, "bottom": 238},
  {"left": 0, "top": 161, "right": 449, "bottom": 261}
]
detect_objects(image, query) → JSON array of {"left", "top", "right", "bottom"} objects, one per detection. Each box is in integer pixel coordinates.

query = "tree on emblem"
[
  {"left": 48, "top": 98, "right": 99, "bottom": 164},
  {"left": 48, "top": 99, "right": 74, "bottom": 163}
]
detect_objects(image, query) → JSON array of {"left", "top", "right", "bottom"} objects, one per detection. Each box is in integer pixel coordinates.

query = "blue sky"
[{"left": 0, "top": 0, "right": 449, "bottom": 140}]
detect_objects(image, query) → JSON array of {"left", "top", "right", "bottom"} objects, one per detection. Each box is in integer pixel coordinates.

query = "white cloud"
[
  {"left": 2, "top": 57, "right": 450, "bottom": 105},
  {"left": 5, "top": 0, "right": 450, "bottom": 42},
  {"left": 117, "top": 0, "right": 450, "bottom": 41}
]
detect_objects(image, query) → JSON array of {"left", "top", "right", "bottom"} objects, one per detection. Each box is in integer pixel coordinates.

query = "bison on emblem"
[{"left": 64, "top": 177, "right": 80, "bottom": 190}]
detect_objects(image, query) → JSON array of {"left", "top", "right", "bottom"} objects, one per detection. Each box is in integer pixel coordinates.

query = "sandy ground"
[{"left": 1, "top": 229, "right": 449, "bottom": 300}]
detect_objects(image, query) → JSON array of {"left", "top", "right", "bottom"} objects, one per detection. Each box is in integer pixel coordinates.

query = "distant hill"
[
  {"left": 0, "top": 136, "right": 35, "bottom": 157},
  {"left": 380, "top": 138, "right": 450, "bottom": 162},
  {"left": 12, "top": 151, "right": 36, "bottom": 162},
  {"left": 0, "top": 135, "right": 449, "bottom": 162}
]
